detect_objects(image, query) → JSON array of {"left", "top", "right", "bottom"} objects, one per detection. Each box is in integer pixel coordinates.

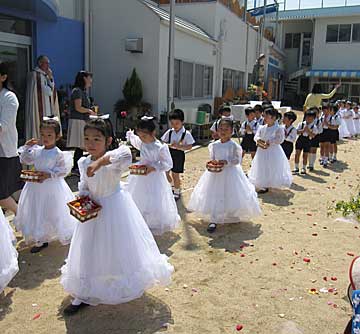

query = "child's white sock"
[
  {"left": 174, "top": 188, "right": 180, "bottom": 195},
  {"left": 309, "top": 153, "right": 316, "bottom": 167},
  {"left": 295, "top": 163, "right": 299, "bottom": 169},
  {"left": 72, "top": 298, "right": 82, "bottom": 306}
]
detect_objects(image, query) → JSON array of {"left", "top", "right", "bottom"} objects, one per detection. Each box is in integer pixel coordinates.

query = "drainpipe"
[
  {"left": 84, "top": 0, "right": 90, "bottom": 71},
  {"left": 167, "top": 0, "right": 175, "bottom": 115}
]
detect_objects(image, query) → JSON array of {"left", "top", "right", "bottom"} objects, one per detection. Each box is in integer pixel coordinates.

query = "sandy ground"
[{"left": 1, "top": 133, "right": 360, "bottom": 334}]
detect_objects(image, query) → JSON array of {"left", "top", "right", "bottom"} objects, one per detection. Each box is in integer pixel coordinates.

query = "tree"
[{"left": 122, "top": 68, "right": 143, "bottom": 105}]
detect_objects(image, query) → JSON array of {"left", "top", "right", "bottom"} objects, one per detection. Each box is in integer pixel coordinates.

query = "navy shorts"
[{"left": 295, "top": 136, "right": 311, "bottom": 153}]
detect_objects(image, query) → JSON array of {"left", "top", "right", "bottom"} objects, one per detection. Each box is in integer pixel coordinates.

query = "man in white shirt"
[{"left": 25, "top": 55, "right": 60, "bottom": 140}]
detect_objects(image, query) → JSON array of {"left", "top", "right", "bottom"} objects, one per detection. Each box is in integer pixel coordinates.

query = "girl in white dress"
[
  {"left": 338, "top": 101, "right": 351, "bottom": 139},
  {"left": 0, "top": 209, "right": 18, "bottom": 293},
  {"left": 188, "top": 118, "right": 261, "bottom": 233},
  {"left": 14, "top": 119, "right": 76, "bottom": 253},
  {"left": 343, "top": 101, "right": 356, "bottom": 137},
  {"left": 249, "top": 108, "right": 293, "bottom": 192},
  {"left": 353, "top": 105, "right": 360, "bottom": 136},
  {"left": 126, "top": 117, "right": 180, "bottom": 235},
  {"left": 61, "top": 119, "right": 173, "bottom": 315}
]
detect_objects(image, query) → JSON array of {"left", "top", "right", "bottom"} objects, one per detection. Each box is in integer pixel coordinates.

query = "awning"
[
  {"left": 0, "top": 0, "right": 59, "bottom": 21},
  {"left": 306, "top": 70, "right": 360, "bottom": 79}
]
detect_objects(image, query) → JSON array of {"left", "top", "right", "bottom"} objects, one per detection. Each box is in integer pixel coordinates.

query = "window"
[
  {"left": 326, "top": 25, "right": 339, "bottom": 42},
  {"left": 222, "top": 68, "right": 245, "bottom": 95},
  {"left": 0, "top": 14, "right": 32, "bottom": 36},
  {"left": 174, "top": 59, "right": 214, "bottom": 99},
  {"left": 174, "top": 59, "right": 180, "bottom": 98},
  {"left": 181, "top": 61, "right": 193, "bottom": 98},
  {"left": 352, "top": 24, "right": 360, "bottom": 42},
  {"left": 285, "top": 33, "right": 292, "bottom": 48},
  {"left": 195, "top": 64, "right": 204, "bottom": 98},
  {"left": 339, "top": 24, "right": 351, "bottom": 42},
  {"left": 284, "top": 33, "right": 301, "bottom": 49},
  {"left": 326, "top": 24, "right": 355, "bottom": 43},
  {"left": 204, "top": 66, "right": 213, "bottom": 97}
]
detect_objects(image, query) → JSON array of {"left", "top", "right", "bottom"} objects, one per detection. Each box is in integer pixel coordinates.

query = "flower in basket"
[{"left": 120, "top": 111, "right": 127, "bottom": 118}]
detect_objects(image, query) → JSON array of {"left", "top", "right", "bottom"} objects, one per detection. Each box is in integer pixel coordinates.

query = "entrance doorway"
[{"left": 0, "top": 36, "right": 31, "bottom": 142}]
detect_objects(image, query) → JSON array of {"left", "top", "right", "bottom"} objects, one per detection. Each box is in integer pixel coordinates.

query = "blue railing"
[{"left": 247, "top": 0, "right": 360, "bottom": 11}]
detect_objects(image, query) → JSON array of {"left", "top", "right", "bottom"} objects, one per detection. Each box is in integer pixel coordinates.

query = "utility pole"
[{"left": 167, "top": 0, "right": 175, "bottom": 116}]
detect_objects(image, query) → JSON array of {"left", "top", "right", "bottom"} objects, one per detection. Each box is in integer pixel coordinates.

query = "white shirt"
[
  {"left": 282, "top": 125, "right": 297, "bottom": 143},
  {"left": 296, "top": 121, "right": 318, "bottom": 138},
  {"left": 0, "top": 88, "right": 19, "bottom": 157},
  {"left": 256, "top": 116, "right": 265, "bottom": 126},
  {"left": 240, "top": 119, "right": 258, "bottom": 135},
  {"left": 35, "top": 67, "right": 55, "bottom": 117},
  {"left": 161, "top": 126, "right": 195, "bottom": 146},
  {"left": 127, "top": 131, "right": 173, "bottom": 172},
  {"left": 329, "top": 114, "right": 341, "bottom": 127},
  {"left": 255, "top": 123, "right": 285, "bottom": 146}
]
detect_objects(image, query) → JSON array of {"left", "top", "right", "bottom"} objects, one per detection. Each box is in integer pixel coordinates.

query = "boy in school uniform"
[
  {"left": 293, "top": 109, "right": 318, "bottom": 175},
  {"left": 254, "top": 104, "right": 264, "bottom": 126},
  {"left": 210, "top": 105, "right": 232, "bottom": 140},
  {"left": 161, "top": 109, "right": 195, "bottom": 200},
  {"left": 328, "top": 105, "right": 341, "bottom": 163},
  {"left": 308, "top": 108, "right": 323, "bottom": 171},
  {"left": 281, "top": 111, "right": 297, "bottom": 160},
  {"left": 240, "top": 107, "right": 258, "bottom": 159}
]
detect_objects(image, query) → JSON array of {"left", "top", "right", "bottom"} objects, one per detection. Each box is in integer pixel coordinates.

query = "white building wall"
[
  {"left": 312, "top": 17, "right": 360, "bottom": 70},
  {"left": 158, "top": 23, "right": 216, "bottom": 114},
  {"left": 58, "top": 0, "right": 84, "bottom": 21},
  {"left": 90, "top": 0, "right": 161, "bottom": 116}
]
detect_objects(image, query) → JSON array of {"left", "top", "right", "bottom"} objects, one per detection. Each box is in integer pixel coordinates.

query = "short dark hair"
[
  {"left": 305, "top": 109, "right": 316, "bottom": 118},
  {"left": 74, "top": 70, "right": 93, "bottom": 90},
  {"left": 219, "top": 105, "right": 231, "bottom": 114},
  {"left": 254, "top": 104, "right": 264, "bottom": 113},
  {"left": 284, "top": 111, "right": 297, "bottom": 123},
  {"left": 219, "top": 118, "right": 233, "bottom": 128},
  {"left": 137, "top": 117, "right": 156, "bottom": 133},
  {"left": 245, "top": 107, "right": 255, "bottom": 116},
  {"left": 84, "top": 119, "right": 111, "bottom": 139},
  {"left": 311, "top": 84, "right": 322, "bottom": 94},
  {"left": 169, "top": 109, "right": 184, "bottom": 122},
  {"left": 264, "top": 108, "right": 277, "bottom": 118},
  {"left": 40, "top": 118, "right": 61, "bottom": 136}
]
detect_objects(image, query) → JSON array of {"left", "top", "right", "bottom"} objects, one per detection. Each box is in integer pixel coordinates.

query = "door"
[
  {"left": 0, "top": 42, "right": 30, "bottom": 142},
  {"left": 301, "top": 39, "right": 311, "bottom": 67}
]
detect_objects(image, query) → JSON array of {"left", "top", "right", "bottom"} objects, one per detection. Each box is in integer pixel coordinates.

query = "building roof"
[
  {"left": 140, "top": 0, "right": 216, "bottom": 41},
  {"left": 268, "top": 5, "right": 360, "bottom": 21}
]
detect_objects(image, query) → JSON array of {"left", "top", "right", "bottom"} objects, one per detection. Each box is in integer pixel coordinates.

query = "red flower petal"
[
  {"left": 236, "top": 324, "right": 244, "bottom": 331},
  {"left": 240, "top": 254, "right": 246, "bottom": 258},
  {"left": 347, "top": 252, "right": 355, "bottom": 257},
  {"left": 303, "top": 258, "right": 311, "bottom": 263},
  {"left": 32, "top": 313, "right": 41, "bottom": 320},
  {"left": 331, "top": 277, "right": 337, "bottom": 281},
  {"left": 323, "top": 276, "right": 328, "bottom": 281}
]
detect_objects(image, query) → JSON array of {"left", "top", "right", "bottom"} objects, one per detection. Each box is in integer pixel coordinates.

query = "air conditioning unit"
[{"left": 125, "top": 38, "right": 143, "bottom": 53}]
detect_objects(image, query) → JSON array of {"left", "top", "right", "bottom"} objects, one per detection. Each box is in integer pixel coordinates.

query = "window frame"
[{"left": 326, "top": 23, "right": 360, "bottom": 44}]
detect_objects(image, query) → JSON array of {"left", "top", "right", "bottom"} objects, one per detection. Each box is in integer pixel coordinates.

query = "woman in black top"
[{"left": 67, "top": 71, "right": 96, "bottom": 174}]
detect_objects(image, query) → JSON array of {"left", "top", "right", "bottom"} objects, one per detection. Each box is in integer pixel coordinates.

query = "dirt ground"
[{"left": 1, "top": 133, "right": 360, "bottom": 334}]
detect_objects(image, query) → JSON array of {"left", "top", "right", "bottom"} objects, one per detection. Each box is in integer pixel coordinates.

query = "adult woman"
[
  {"left": 304, "top": 83, "right": 340, "bottom": 111},
  {"left": 0, "top": 62, "right": 23, "bottom": 214},
  {"left": 67, "top": 71, "right": 96, "bottom": 174}
]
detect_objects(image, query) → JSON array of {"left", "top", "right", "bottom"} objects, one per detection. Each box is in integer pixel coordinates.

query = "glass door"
[{"left": 0, "top": 42, "right": 30, "bottom": 142}]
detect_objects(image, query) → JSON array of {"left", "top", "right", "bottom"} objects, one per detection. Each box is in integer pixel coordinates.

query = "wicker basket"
[
  {"left": 67, "top": 196, "right": 102, "bottom": 223},
  {"left": 206, "top": 160, "right": 225, "bottom": 173},
  {"left": 129, "top": 164, "right": 148, "bottom": 175},
  {"left": 20, "top": 170, "right": 44, "bottom": 183}
]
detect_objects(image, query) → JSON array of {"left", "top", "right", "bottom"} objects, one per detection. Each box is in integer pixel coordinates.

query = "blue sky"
[{"left": 247, "top": 0, "right": 360, "bottom": 10}]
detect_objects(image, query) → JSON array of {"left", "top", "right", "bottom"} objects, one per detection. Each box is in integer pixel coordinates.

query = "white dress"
[
  {"left": 14, "top": 145, "right": 76, "bottom": 245},
  {"left": 0, "top": 210, "right": 18, "bottom": 293},
  {"left": 61, "top": 146, "right": 173, "bottom": 306},
  {"left": 248, "top": 124, "right": 292, "bottom": 189},
  {"left": 354, "top": 112, "right": 360, "bottom": 135},
  {"left": 343, "top": 109, "right": 356, "bottom": 136},
  {"left": 126, "top": 132, "right": 180, "bottom": 235},
  {"left": 187, "top": 140, "right": 261, "bottom": 224},
  {"left": 339, "top": 109, "right": 351, "bottom": 139}
]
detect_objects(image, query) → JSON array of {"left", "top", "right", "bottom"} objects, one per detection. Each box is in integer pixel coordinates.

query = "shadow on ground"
[
  {"left": 59, "top": 293, "right": 172, "bottom": 334},
  {"left": 9, "top": 242, "right": 68, "bottom": 290}
]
